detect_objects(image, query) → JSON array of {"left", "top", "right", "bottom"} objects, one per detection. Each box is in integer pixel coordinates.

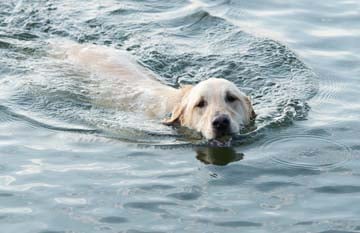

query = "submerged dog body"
[{"left": 62, "top": 42, "right": 255, "bottom": 140}]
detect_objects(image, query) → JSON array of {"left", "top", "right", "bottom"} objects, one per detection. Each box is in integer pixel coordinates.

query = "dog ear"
[
  {"left": 162, "top": 103, "right": 185, "bottom": 126},
  {"left": 250, "top": 108, "right": 257, "bottom": 121},
  {"left": 162, "top": 85, "right": 192, "bottom": 126},
  {"left": 246, "top": 96, "right": 257, "bottom": 121}
]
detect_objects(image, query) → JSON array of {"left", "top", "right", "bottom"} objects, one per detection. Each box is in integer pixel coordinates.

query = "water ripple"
[
  {"left": 214, "top": 220, "right": 262, "bottom": 227},
  {"left": 0, "top": 175, "right": 58, "bottom": 191},
  {"left": 260, "top": 135, "right": 352, "bottom": 170},
  {"left": 54, "top": 197, "right": 87, "bottom": 205},
  {"left": 124, "top": 201, "right": 177, "bottom": 213},
  {"left": 312, "top": 185, "right": 360, "bottom": 194},
  {"left": 16, "top": 159, "right": 130, "bottom": 175},
  {"left": 99, "top": 216, "right": 128, "bottom": 224},
  {"left": 0, "top": 207, "right": 32, "bottom": 214}
]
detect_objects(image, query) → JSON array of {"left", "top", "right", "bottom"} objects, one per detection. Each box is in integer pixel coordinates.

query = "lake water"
[{"left": 0, "top": 0, "right": 359, "bottom": 232}]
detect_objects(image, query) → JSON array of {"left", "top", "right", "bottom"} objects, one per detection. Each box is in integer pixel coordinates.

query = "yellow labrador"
[{"left": 61, "top": 42, "right": 256, "bottom": 141}]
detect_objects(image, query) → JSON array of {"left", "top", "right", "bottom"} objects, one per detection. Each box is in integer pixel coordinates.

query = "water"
[{"left": 0, "top": 0, "right": 359, "bottom": 232}]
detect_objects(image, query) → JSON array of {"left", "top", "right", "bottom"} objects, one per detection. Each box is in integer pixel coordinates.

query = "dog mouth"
[{"left": 209, "top": 135, "right": 232, "bottom": 147}]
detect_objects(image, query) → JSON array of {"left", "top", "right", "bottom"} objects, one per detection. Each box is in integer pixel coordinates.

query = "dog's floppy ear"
[
  {"left": 162, "top": 103, "right": 185, "bottom": 126},
  {"left": 245, "top": 96, "right": 257, "bottom": 121},
  {"left": 162, "top": 85, "right": 192, "bottom": 126}
]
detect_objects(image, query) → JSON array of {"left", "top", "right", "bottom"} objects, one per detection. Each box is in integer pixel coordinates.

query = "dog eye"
[
  {"left": 226, "top": 94, "right": 237, "bottom": 103},
  {"left": 196, "top": 99, "right": 206, "bottom": 108}
]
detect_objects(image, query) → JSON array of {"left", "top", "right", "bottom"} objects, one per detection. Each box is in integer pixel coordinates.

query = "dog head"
[{"left": 164, "top": 78, "right": 256, "bottom": 140}]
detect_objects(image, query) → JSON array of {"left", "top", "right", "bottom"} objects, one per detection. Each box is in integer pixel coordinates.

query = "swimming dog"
[{"left": 62, "top": 42, "right": 256, "bottom": 141}]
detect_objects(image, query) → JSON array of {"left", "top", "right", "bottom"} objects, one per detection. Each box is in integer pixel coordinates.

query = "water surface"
[{"left": 0, "top": 0, "right": 359, "bottom": 232}]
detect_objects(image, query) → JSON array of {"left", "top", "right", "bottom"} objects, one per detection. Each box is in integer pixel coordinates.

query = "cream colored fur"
[{"left": 60, "top": 42, "right": 255, "bottom": 140}]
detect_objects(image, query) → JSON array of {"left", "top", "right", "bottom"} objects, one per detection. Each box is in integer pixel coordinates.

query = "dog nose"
[{"left": 212, "top": 114, "right": 230, "bottom": 131}]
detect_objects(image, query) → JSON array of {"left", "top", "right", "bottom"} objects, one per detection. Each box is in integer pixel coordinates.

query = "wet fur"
[{"left": 60, "top": 42, "right": 255, "bottom": 140}]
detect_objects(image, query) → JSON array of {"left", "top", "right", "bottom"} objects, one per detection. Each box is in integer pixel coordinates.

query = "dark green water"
[{"left": 0, "top": 0, "right": 359, "bottom": 232}]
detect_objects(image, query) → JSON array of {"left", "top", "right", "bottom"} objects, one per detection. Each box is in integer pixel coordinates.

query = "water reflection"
[{"left": 195, "top": 146, "right": 244, "bottom": 165}]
